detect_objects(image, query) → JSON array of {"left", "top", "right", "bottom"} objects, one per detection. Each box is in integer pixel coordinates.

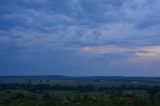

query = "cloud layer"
[{"left": 0, "top": 0, "right": 160, "bottom": 76}]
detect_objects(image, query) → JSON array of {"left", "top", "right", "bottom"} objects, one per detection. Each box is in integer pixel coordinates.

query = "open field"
[{"left": 0, "top": 76, "right": 160, "bottom": 106}]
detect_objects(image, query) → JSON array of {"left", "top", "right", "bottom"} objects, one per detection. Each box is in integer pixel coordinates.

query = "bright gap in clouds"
[{"left": 81, "top": 45, "right": 160, "bottom": 62}]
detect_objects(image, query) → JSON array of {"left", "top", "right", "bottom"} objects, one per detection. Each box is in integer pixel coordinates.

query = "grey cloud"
[{"left": 1, "top": 0, "right": 160, "bottom": 51}]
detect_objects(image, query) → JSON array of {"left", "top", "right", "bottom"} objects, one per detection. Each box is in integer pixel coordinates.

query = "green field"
[{"left": 0, "top": 76, "right": 160, "bottom": 106}]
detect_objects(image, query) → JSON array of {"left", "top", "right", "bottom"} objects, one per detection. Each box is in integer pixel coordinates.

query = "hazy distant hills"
[{"left": 0, "top": 75, "right": 160, "bottom": 83}]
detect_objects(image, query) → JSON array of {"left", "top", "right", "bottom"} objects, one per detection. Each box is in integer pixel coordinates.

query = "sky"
[{"left": 0, "top": 0, "right": 160, "bottom": 76}]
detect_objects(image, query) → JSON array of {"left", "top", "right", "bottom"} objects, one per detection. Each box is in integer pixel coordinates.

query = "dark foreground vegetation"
[{"left": 0, "top": 76, "right": 160, "bottom": 106}]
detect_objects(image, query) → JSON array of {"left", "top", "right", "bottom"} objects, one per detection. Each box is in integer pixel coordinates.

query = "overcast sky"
[{"left": 0, "top": 0, "right": 160, "bottom": 76}]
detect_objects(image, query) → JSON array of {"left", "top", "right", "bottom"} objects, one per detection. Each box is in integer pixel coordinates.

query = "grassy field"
[{"left": 0, "top": 76, "right": 160, "bottom": 106}]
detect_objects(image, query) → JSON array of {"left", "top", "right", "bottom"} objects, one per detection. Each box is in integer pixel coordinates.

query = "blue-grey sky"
[{"left": 0, "top": 0, "right": 160, "bottom": 76}]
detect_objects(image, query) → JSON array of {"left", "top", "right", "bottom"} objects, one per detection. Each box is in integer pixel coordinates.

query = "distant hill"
[{"left": 0, "top": 75, "right": 160, "bottom": 83}]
